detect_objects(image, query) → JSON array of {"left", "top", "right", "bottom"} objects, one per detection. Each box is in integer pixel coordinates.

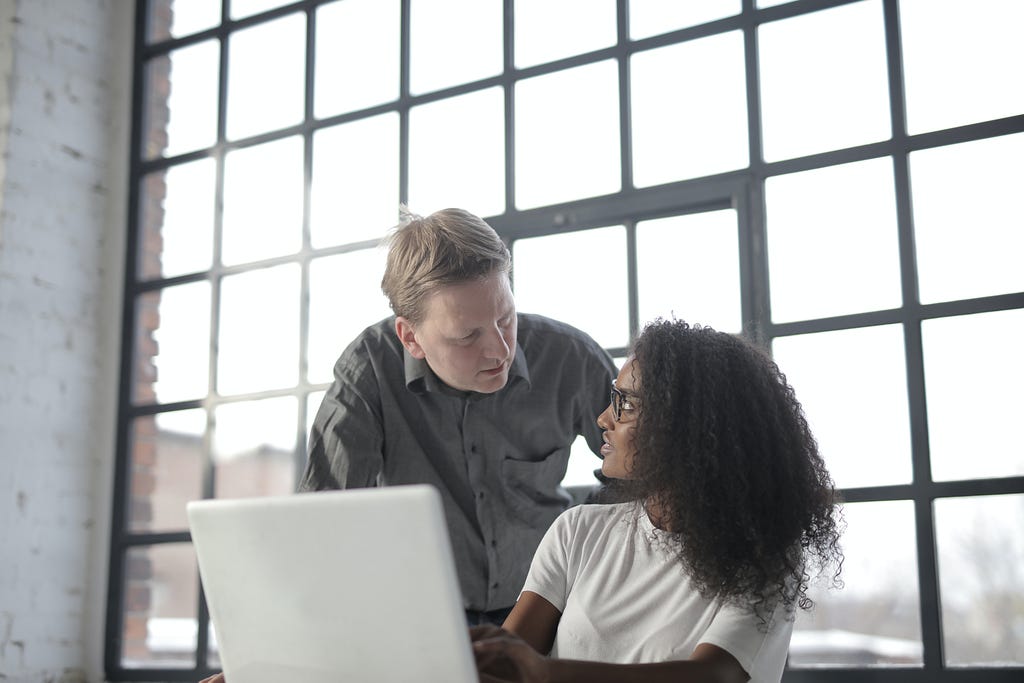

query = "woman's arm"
[
  {"left": 472, "top": 633, "right": 749, "bottom": 683},
  {"left": 501, "top": 591, "right": 562, "bottom": 654}
]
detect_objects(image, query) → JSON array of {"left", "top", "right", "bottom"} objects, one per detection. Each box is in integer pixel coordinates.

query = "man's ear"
[{"left": 395, "top": 316, "right": 427, "bottom": 359}]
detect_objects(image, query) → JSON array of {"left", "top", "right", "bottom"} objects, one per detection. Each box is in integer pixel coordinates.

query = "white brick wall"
[{"left": 0, "top": 1, "right": 132, "bottom": 682}]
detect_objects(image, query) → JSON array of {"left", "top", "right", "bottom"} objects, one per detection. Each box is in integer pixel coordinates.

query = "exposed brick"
[{"left": 0, "top": 1, "right": 136, "bottom": 681}]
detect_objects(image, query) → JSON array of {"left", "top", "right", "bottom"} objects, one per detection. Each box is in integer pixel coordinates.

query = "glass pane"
[
  {"left": 757, "top": 0, "right": 792, "bottom": 7},
  {"left": 222, "top": 136, "right": 304, "bottom": 266},
  {"left": 315, "top": 0, "right": 399, "bottom": 117},
  {"left": 121, "top": 543, "right": 199, "bottom": 668},
  {"left": 144, "top": 40, "right": 218, "bottom": 159},
  {"left": 212, "top": 396, "right": 298, "bottom": 498},
  {"left": 513, "top": 226, "right": 628, "bottom": 349},
  {"left": 410, "top": 0, "right": 502, "bottom": 95},
  {"left": 765, "top": 157, "right": 902, "bottom": 323},
  {"left": 935, "top": 494, "right": 1024, "bottom": 666},
  {"left": 408, "top": 87, "right": 505, "bottom": 217},
  {"left": 631, "top": 31, "right": 748, "bottom": 186},
  {"left": 758, "top": 0, "right": 890, "bottom": 161},
  {"left": 226, "top": 13, "right": 305, "bottom": 140},
  {"left": 772, "top": 325, "right": 912, "bottom": 489},
  {"left": 311, "top": 114, "right": 400, "bottom": 248},
  {"left": 148, "top": 0, "right": 221, "bottom": 42},
  {"left": 217, "top": 264, "right": 301, "bottom": 395},
  {"left": 133, "top": 283, "right": 212, "bottom": 405},
  {"left": 910, "top": 133, "right": 1024, "bottom": 305},
  {"left": 230, "top": 0, "right": 291, "bottom": 21},
  {"left": 790, "top": 501, "right": 923, "bottom": 667},
  {"left": 129, "top": 411, "right": 206, "bottom": 533},
  {"left": 901, "top": 0, "right": 1024, "bottom": 135},
  {"left": 515, "top": 0, "right": 616, "bottom": 68},
  {"left": 308, "top": 249, "right": 393, "bottom": 385},
  {"left": 564, "top": 435, "right": 601, "bottom": 487},
  {"left": 636, "top": 210, "right": 741, "bottom": 333},
  {"left": 139, "top": 160, "right": 216, "bottom": 280},
  {"left": 515, "top": 60, "right": 621, "bottom": 209},
  {"left": 922, "top": 309, "right": 1024, "bottom": 482},
  {"left": 629, "top": 0, "right": 741, "bottom": 39}
]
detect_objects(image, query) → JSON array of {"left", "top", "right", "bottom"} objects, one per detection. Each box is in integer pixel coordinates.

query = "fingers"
[
  {"left": 473, "top": 633, "right": 549, "bottom": 683},
  {"left": 479, "top": 673, "right": 517, "bottom": 683},
  {"left": 470, "top": 624, "right": 506, "bottom": 640},
  {"left": 198, "top": 674, "right": 225, "bottom": 683}
]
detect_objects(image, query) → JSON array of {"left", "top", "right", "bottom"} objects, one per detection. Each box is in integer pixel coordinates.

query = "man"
[{"left": 301, "top": 207, "right": 616, "bottom": 626}]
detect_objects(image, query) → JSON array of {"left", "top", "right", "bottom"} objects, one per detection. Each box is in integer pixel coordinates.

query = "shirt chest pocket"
[{"left": 500, "top": 448, "right": 573, "bottom": 527}]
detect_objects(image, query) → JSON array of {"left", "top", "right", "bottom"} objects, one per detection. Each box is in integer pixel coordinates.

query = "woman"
[{"left": 472, "top": 319, "right": 843, "bottom": 683}]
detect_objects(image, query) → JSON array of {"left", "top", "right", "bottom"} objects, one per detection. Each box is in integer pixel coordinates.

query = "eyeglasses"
[{"left": 610, "top": 381, "right": 638, "bottom": 422}]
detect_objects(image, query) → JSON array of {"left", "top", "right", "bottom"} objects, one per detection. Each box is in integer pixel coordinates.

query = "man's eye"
[{"left": 621, "top": 398, "right": 635, "bottom": 411}]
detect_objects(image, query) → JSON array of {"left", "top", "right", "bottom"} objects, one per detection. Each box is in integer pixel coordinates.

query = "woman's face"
[{"left": 597, "top": 358, "right": 640, "bottom": 480}]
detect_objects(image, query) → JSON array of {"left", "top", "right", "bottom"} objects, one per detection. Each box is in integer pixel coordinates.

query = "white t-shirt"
[{"left": 521, "top": 502, "right": 793, "bottom": 683}]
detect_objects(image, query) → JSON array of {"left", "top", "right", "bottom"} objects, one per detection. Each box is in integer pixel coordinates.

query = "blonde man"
[{"left": 302, "top": 208, "right": 615, "bottom": 626}]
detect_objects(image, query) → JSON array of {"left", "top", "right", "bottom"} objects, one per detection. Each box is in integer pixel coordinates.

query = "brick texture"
[{"left": 0, "top": 1, "right": 133, "bottom": 681}]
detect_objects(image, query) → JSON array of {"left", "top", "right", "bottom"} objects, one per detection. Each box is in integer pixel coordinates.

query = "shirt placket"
[{"left": 461, "top": 396, "right": 502, "bottom": 608}]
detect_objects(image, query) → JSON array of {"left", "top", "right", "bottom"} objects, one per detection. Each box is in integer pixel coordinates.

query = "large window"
[{"left": 109, "top": 0, "right": 1024, "bottom": 680}]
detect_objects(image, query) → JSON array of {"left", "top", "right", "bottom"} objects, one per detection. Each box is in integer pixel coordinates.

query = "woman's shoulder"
[{"left": 556, "top": 501, "right": 640, "bottom": 535}]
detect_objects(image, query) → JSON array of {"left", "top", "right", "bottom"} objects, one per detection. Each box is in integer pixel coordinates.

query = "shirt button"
[
  {"left": 491, "top": 539, "right": 497, "bottom": 548},
  {"left": 492, "top": 582, "right": 499, "bottom": 589},
  {"left": 470, "top": 444, "right": 477, "bottom": 453},
  {"left": 478, "top": 491, "right": 485, "bottom": 500}
]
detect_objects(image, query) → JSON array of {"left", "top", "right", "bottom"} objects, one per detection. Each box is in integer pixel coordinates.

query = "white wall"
[{"left": 0, "top": 1, "right": 133, "bottom": 681}]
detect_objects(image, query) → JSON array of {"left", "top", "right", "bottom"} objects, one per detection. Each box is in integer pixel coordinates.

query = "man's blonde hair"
[{"left": 381, "top": 207, "right": 511, "bottom": 323}]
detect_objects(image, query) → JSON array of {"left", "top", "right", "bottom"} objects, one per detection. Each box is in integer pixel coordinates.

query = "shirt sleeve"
[
  {"left": 698, "top": 600, "right": 794, "bottom": 682},
  {"left": 519, "top": 506, "right": 579, "bottom": 612},
  {"left": 298, "top": 358, "right": 385, "bottom": 492}
]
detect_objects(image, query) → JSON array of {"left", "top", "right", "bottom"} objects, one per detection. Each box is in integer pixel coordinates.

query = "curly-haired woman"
[{"left": 472, "top": 319, "right": 844, "bottom": 683}]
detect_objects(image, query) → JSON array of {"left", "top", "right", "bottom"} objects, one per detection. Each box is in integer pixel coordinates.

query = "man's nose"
[{"left": 482, "top": 326, "right": 510, "bottom": 359}]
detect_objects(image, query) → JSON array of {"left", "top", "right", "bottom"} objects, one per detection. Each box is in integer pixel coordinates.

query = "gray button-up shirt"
[{"left": 300, "top": 313, "right": 616, "bottom": 611}]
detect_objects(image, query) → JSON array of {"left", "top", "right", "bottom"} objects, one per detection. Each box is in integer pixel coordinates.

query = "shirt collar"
[{"left": 404, "top": 342, "right": 531, "bottom": 396}]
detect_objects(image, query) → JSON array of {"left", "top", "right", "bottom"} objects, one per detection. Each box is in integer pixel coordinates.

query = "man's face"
[{"left": 395, "top": 273, "right": 518, "bottom": 394}]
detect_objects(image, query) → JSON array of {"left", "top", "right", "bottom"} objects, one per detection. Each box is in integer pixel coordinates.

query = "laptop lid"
[{"left": 187, "top": 485, "right": 477, "bottom": 683}]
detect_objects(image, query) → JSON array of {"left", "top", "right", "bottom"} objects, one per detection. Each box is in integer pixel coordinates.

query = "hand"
[
  {"left": 471, "top": 625, "right": 550, "bottom": 683},
  {"left": 198, "top": 673, "right": 225, "bottom": 683}
]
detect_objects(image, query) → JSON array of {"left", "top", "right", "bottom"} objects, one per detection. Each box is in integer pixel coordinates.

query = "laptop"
[{"left": 187, "top": 484, "right": 477, "bottom": 683}]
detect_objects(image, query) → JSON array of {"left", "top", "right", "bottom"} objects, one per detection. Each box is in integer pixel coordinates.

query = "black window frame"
[{"left": 108, "top": 0, "right": 1024, "bottom": 680}]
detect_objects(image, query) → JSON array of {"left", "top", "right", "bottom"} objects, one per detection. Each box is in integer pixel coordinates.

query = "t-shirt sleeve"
[
  {"left": 698, "top": 600, "right": 794, "bottom": 683},
  {"left": 519, "top": 506, "right": 579, "bottom": 612}
]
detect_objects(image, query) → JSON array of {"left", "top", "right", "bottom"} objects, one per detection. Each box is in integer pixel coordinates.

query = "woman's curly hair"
[{"left": 623, "top": 319, "right": 843, "bottom": 620}]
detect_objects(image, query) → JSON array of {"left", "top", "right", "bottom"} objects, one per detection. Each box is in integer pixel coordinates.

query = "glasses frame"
[{"left": 610, "top": 380, "right": 638, "bottom": 422}]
